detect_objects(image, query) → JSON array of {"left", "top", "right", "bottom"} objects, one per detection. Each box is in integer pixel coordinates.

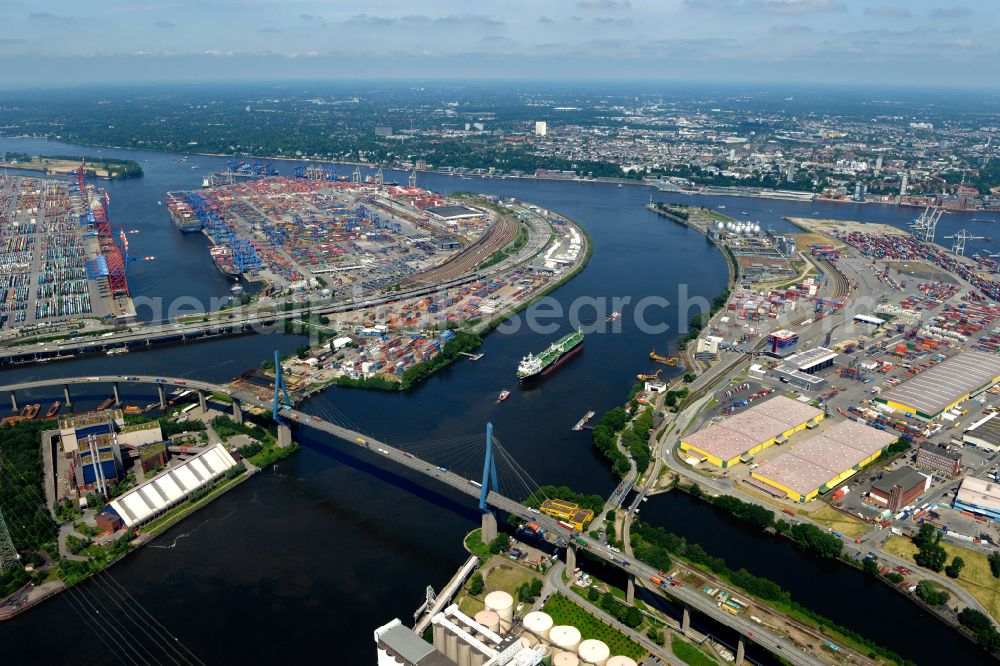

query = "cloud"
[
  {"left": 299, "top": 13, "right": 323, "bottom": 22},
  {"left": 27, "top": 11, "right": 80, "bottom": 24},
  {"left": 154, "top": 20, "right": 175, "bottom": 29},
  {"left": 538, "top": 16, "right": 555, "bottom": 24},
  {"left": 435, "top": 14, "right": 504, "bottom": 26},
  {"left": 863, "top": 4, "right": 911, "bottom": 18},
  {"left": 576, "top": 0, "right": 631, "bottom": 9},
  {"left": 0, "top": 37, "right": 27, "bottom": 45},
  {"left": 482, "top": 35, "right": 514, "bottom": 43},
  {"left": 769, "top": 23, "right": 815, "bottom": 33},
  {"left": 259, "top": 27, "right": 282, "bottom": 33},
  {"left": 931, "top": 6, "right": 972, "bottom": 18},
  {"left": 346, "top": 14, "right": 397, "bottom": 26},
  {"left": 752, "top": 0, "right": 846, "bottom": 14},
  {"left": 593, "top": 17, "right": 634, "bottom": 26}
]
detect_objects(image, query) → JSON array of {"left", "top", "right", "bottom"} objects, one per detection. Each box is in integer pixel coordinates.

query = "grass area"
[
  {"left": 542, "top": 593, "right": 646, "bottom": 661},
  {"left": 485, "top": 563, "right": 538, "bottom": 598},
  {"left": 210, "top": 391, "right": 234, "bottom": 404},
  {"left": 672, "top": 635, "right": 719, "bottom": 666},
  {"left": 883, "top": 536, "right": 1000, "bottom": 621},
  {"left": 141, "top": 471, "right": 248, "bottom": 537},
  {"left": 804, "top": 504, "right": 869, "bottom": 539},
  {"left": 464, "top": 529, "right": 491, "bottom": 559}
]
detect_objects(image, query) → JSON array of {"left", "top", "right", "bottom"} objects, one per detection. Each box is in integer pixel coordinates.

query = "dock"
[{"left": 572, "top": 410, "right": 596, "bottom": 431}]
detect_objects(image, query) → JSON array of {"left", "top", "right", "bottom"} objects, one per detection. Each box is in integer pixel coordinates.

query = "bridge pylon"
[
  {"left": 272, "top": 349, "right": 292, "bottom": 422},
  {"left": 479, "top": 422, "right": 499, "bottom": 512}
]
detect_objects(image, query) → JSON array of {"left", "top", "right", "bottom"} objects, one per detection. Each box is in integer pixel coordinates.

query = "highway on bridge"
[{"left": 1, "top": 374, "right": 821, "bottom": 666}]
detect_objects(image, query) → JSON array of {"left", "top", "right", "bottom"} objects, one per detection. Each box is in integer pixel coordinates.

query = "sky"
[{"left": 0, "top": 0, "right": 997, "bottom": 87}]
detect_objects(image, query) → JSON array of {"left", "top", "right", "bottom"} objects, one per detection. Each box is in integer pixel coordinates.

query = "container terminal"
[{"left": 0, "top": 168, "right": 136, "bottom": 337}]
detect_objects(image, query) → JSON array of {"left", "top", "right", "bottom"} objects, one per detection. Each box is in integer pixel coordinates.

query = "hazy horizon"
[{"left": 0, "top": 0, "right": 997, "bottom": 88}]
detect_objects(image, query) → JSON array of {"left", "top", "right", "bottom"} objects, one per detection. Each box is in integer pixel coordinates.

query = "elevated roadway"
[{"left": 2, "top": 373, "right": 822, "bottom": 665}]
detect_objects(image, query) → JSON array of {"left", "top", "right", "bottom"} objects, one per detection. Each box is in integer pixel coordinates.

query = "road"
[{"left": 0, "top": 373, "right": 823, "bottom": 666}]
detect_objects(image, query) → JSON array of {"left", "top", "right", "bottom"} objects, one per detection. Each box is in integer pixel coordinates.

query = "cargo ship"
[
  {"left": 166, "top": 193, "right": 202, "bottom": 232},
  {"left": 517, "top": 329, "right": 584, "bottom": 382},
  {"left": 210, "top": 245, "right": 241, "bottom": 280}
]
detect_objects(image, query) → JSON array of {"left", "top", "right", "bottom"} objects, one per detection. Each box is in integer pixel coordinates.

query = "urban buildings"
[
  {"left": 915, "top": 444, "right": 962, "bottom": 477},
  {"left": 869, "top": 468, "right": 931, "bottom": 513},
  {"left": 953, "top": 476, "right": 1000, "bottom": 522}
]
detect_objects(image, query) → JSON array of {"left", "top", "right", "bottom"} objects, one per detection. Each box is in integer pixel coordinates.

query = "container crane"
[
  {"left": 943, "top": 228, "right": 985, "bottom": 256},
  {"left": 909, "top": 206, "right": 943, "bottom": 243},
  {"left": 649, "top": 350, "right": 680, "bottom": 366}
]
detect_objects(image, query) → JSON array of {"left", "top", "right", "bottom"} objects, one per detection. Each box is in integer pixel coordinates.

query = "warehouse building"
[
  {"left": 772, "top": 365, "right": 827, "bottom": 391},
  {"left": 916, "top": 443, "right": 962, "bottom": 476},
  {"left": 107, "top": 443, "right": 238, "bottom": 529},
  {"left": 954, "top": 477, "right": 1000, "bottom": 522},
  {"left": 680, "top": 395, "right": 824, "bottom": 468},
  {"left": 782, "top": 347, "right": 838, "bottom": 374},
  {"left": 539, "top": 499, "right": 593, "bottom": 530},
  {"left": 425, "top": 204, "right": 484, "bottom": 222},
  {"left": 963, "top": 412, "right": 1000, "bottom": 452},
  {"left": 750, "top": 420, "right": 897, "bottom": 503},
  {"left": 876, "top": 351, "right": 1000, "bottom": 420},
  {"left": 869, "top": 467, "right": 931, "bottom": 512}
]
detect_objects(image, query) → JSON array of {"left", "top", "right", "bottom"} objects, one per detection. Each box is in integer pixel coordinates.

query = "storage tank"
[
  {"left": 549, "top": 625, "right": 582, "bottom": 654},
  {"left": 458, "top": 640, "right": 472, "bottom": 666},
  {"left": 553, "top": 653, "right": 580, "bottom": 666},
  {"left": 484, "top": 591, "right": 514, "bottom": 632},
  {"left": 475, "top": 610, "right": 501, "bottom": 637},
  {"left": 523, "top": 611, "right": 554, "bottom": 640},
  {"left": 578, "top": 639, "right": 610, "bottom": 666},
  {"left": 607, "top": 657, "right": 638, "bottom": 666}
]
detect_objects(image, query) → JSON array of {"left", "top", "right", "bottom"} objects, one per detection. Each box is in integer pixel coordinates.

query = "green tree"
[
  {"left": 989, "top": 551, "right": 1000, "bottom": 579},
  {"left": 587, "top": 586, "right": 600, "bottom": 602},
  {"left": 945, "top": 556, "right": 965, "bottom": 579},
  {"left": 623, "top": 606, "right": 643, "bottom": 629},
  {"left": 915, "top": 580, "right": 949, "bottom": 606},
  {"left": 863, "top": 557, "right": 880, "bottom": 576},
  {"left": 468, "top": 572, "right": 484, "bottom": 596},
  {"left": 488, "top": 534, "right": 509, "bottom": 555}
]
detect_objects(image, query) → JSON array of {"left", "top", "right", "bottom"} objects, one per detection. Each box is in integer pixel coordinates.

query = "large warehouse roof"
[
  {"left": 752, "top": 420, "right": 897, "bottom": 497},
  {"left": 956, "top": 477, "right": 1000, "bottom": 515},
  {"left": 878, "top": 351, "right": 1000, "bottom": 418},
  {"left": 109, "top": 444, "right": 237, "bottom": 528},
  {"left": 683, "top": 395, "right": 823, "bottom": 463}
]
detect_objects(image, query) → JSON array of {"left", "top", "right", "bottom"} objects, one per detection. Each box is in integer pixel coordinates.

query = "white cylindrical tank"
[
  {"left": 523, "top": 611, "right": 553, "bottom": 640},
  {"left": 607, "top": 657, "right": 638, "bottom": 666},
  {"left": 578, "top": 639, "right": 611, "bottom": 666},
  {"left": 553, "top": 653, "right": 580, "bottom": 666},
  {"left": 475, "top": 610, "right": 500, "bottom": 636},
  {"left": 549, "top": 625, "right": 582, "bottom": 653},
  {"left": 484, "top": 591, "right": 514, "bottom": 632}
]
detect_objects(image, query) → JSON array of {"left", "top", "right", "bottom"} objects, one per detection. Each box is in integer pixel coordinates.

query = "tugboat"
[
  {"left": 497, "top": 389, "right": 511, "bottom": 402},
  {"left": 607, "top": 311, "right": 622, "bottom": 322}
]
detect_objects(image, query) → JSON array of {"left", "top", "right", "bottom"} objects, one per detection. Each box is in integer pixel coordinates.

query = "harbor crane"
[
  {"left": 374, "top": 168, "right": 384, "bottom": 187},
  {"left": 909, "top": 206, "right": 943, "bottom": 243},
  {"left": 351, "top": 166, "right": 361, "bottom": 184},
  {"left": 408, "top": 168, "right": 417, "bottom": 188},
  {"left": 943, "top": 228, "right": 985, "bottom": 256}
]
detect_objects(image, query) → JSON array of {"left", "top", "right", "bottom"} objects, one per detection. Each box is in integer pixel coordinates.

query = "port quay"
[{"left": 0, "top": 138, "right": 997, "bottom": 666}]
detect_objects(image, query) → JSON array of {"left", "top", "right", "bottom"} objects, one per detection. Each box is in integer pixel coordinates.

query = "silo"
[
  {"left": 578, "top": 639, "right": 610, "bottom": 666},
  {"left": 553, "top": 653, "right": 580, "bottom": 666},
  {"left": 523, "top": 611, "right": 554, "bottom": 640},
  {"left": 445, "top": 631, "right": 459, "bottom": 662},
  {"left": 474, "top": 610, "right": 501, "bottom": 637},
  {"left": 433, "top": 623, "right": 447, "bottom": 653},
  {"left": 484, "top": 591, "right": 514, "bottom": 632},
  {"left": 549, "top": 625, "right": 582, "bottom": 656},
  {"left": 607, "top": 657, "right": 638, "bottom": 666},
  {"left": 457, "top": 640, "right": 472, "bottom": 666}
]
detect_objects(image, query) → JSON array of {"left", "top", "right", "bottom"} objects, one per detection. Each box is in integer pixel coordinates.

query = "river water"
[{"left": 0, "top": 137, "right": 990, "bottom": 664}]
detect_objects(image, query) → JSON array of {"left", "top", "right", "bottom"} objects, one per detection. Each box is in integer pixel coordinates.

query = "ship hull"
[{"left": 517, "top": 339, "right": 583, "bottom": 382}]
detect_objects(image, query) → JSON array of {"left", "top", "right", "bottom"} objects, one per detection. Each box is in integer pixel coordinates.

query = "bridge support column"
[
  {"left": 157, "top": 386, "right": 166, "bottom": 410},
  {"left": 682, "top": 606, "right": 691, "bottom": 635},
  {"left": 198, "top": 390, "right": 207, "bottom": 414},
  {"left": 480, "top": 511, "right": 497, "bottom": 544},
  {"left": 736, "top": 635, "right": 746, "bottom": 666},
  {"left": 9, "top": 391, "right": 17, "bottom": 413},
  {"left": 565, "top": 545, "right": 576, "bottom": 573},
  {"left": 112, "top": 382, "right": 120, "bottom": 406},
  {"left": 277, "top": 422, "right": 293, "bottom": 448},
  {"left": 63, "top": 384, "right": 72, "bottom": 409},
  {"left": 232, "top": 398, "right": 243, "bottom": 424},
  {"left": 626, "top": 573, "right": 635, "bottom": 605}
]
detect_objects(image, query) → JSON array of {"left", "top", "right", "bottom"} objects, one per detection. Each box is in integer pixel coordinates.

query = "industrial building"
[
  {"left": 767, "top": 330, "right": 798, "bottom": 357},
  {"left": 539, "top": 499, "right": 593, "bottom": 531},
  {"left": 107, "top": 443, "right": 238, "bottom": 529},
  {"left": 963, "top": 412, "right": 1000, "bottom": 451},
  {"left": 680, "top": 395, "right": 824, "bottom": 468},
  {"left": 426, "top": 205, "right": 484, "bottom": 222},
  {"left": 915, "top": 444, "right": 962, "bottom": 476},
  {"left": 869, "top": 468, "right": 931, "bottom": 512},
  {"left": 954, "top": 477, "right": 1000, "bottom": 522},
  {"left": 750, "top": 420, "right": 897, "bottom": 502},
  {"left": 772, "top": 366, "right": 827, "bottom": 391},
  {"left": 771, "top": 348, "right": 836, "bottom": 390},
  {"left": 876, "top": 351, "right": 1000, "bottom": 420},
  {"left": 59, "top": 410, "right": 125, "bottom": 456}
]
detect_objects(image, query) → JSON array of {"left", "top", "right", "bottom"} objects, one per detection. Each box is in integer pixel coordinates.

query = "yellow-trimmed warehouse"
[
  {"left": 875, "top": 351, "right": 1000, "bottom": 420},
  {"left": 750, "top": 420, "right": 898, "bottom": 502},
  {"left": 679, "top": 395, "right": 824, "bottom": 468}
]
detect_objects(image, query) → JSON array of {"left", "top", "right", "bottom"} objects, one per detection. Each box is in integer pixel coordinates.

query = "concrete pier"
[
  {"left": 626, "top": 573, "right": 635, "bottom": 605},
  {"left": 277, "top": 422, "right": 293, "bottom": 447},
  {"left": 565, "top": 544, "right": 576, "bottom": 573},
  {"left": 736, "top": 635, "right": 746, "bottom": 666},
  {"left": 481, "top": 511, "right": 497, "bottom": 543},
  {"left": 232, "top": 398, "right": 243, "bottom": 424},
  {"left": 198, "top": 390, "right": 207, "bottom": 414},
  {"left": 10, "top": 392, "right": 17, "bottom": 413},
  {"left": 63, "top": 384, "right": 72, "bottom": 408},
  {"left": 682, "top": 607, "right": 691, "bottom": 634},
  {"left": 157, "top": 386, "right": 166, "bottom": 410},
  {"left": 112, "top": 382, "right": 120, "bottom": 406}
]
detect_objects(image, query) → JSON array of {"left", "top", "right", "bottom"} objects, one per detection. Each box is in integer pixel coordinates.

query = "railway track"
[{"left": 402, "top": 212, "right": 517, "bottom": 286}]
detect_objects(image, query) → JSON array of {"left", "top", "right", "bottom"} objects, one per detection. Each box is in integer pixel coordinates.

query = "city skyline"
[{"left": 0, "top": 0, "right": 997, "bottom": 87}]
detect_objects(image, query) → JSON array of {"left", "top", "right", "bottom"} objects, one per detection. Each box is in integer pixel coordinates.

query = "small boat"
[
  {"left": 45, "top": 401, "right": 61, "bottom": 418},
  {"left": 497, "top": 389, "right": 511, "bottom": 402},
  {"left": 617, "top": 183, "right": 623, "bottom": 188},
  {"left": 717, "top": 204, "right": 726, "bottom": 210},
  {"left": 740, "top": 211, "right": 750, "bottom": 216},
  {"left": 607, "top": 311, "right": 622, "bottom": 321},
  {"left": 157, "top": 200, "right": 162, "bottom": 206}
]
